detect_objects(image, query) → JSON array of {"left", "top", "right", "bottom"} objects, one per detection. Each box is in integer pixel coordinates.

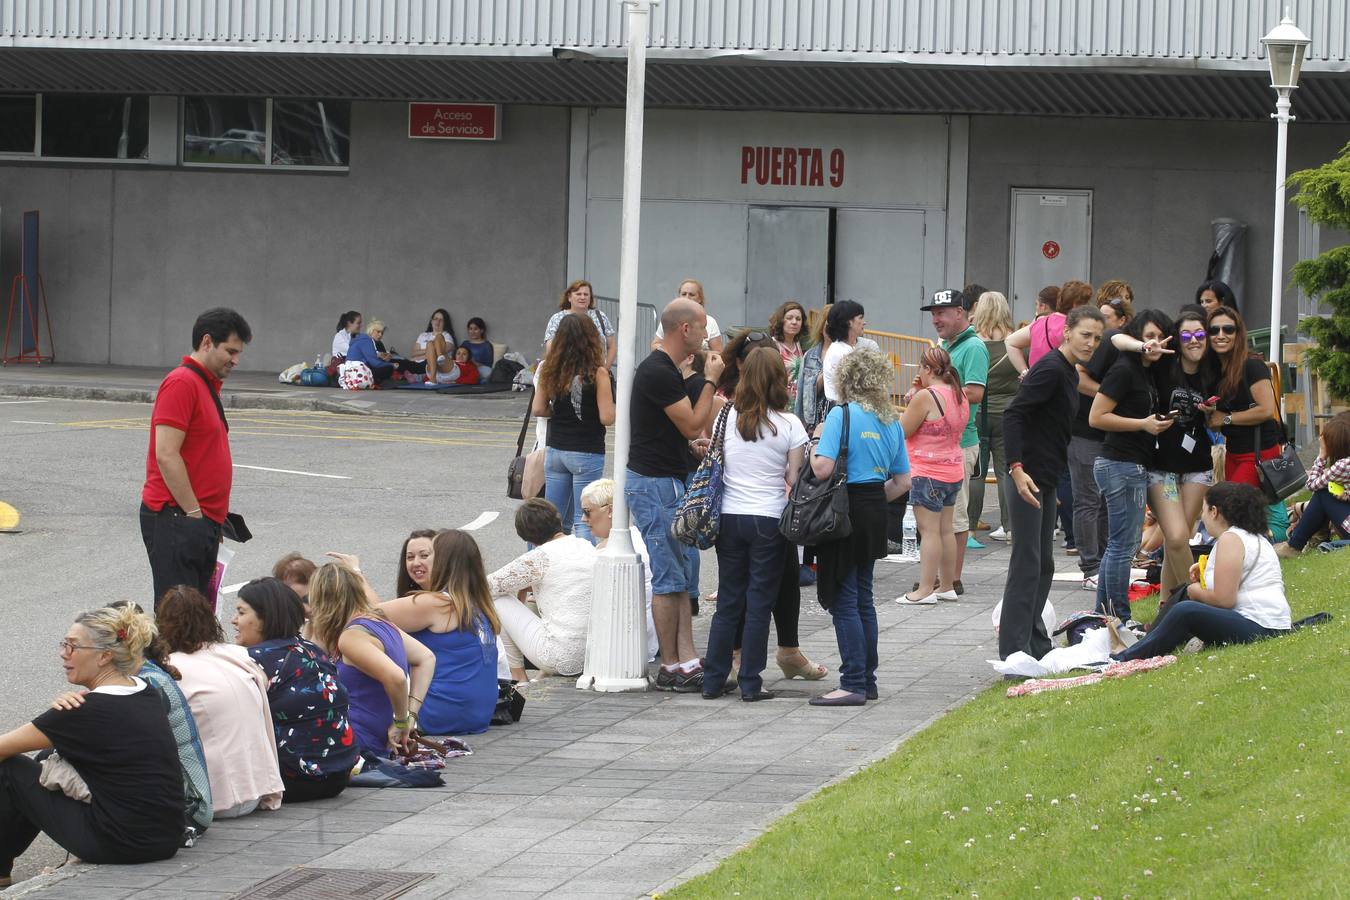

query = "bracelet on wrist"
[{"left": 392, "top": 715, "right": 412, "bottom": 729}]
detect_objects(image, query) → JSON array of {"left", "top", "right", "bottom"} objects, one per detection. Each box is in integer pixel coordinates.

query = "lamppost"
[
  {"left": 1260, "top": 11, "right": 1310, "bottom": 387},
  {"left": 576, "top": 0, "right": 655, "bottom": 693}
]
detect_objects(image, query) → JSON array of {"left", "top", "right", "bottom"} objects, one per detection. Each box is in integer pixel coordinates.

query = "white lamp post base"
[{"left": 576, "top": 549, "right": 650, "bottom": 692}]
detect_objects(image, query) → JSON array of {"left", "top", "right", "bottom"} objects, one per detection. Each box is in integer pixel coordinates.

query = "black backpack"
[{"left": 488, "top": 358, "right": 525, "bottom": 384}]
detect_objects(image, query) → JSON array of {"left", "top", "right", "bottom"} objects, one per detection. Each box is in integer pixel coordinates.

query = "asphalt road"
[{"left": 0, "top": 397, "right": 700, "bottom": 881}]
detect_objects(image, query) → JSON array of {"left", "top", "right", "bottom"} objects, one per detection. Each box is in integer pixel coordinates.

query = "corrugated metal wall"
[{"left": 2, "top": 0, "right": 1345, "bottom": 65}]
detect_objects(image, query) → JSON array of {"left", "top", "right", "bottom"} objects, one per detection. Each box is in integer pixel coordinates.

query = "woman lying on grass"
[{"left": 1112, "top": 481, "right": 1290, "bottom": 661}]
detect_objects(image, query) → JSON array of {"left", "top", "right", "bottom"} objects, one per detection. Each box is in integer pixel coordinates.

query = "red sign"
[
  {"left": 408, "top": 103, "right": 499, "bottom": 141},
  {"left": 740, "top": 146, "right": 844, "bottom": 188},
  {"left": 1042, "top": 240, "right": 1061, "bottom": 260}
]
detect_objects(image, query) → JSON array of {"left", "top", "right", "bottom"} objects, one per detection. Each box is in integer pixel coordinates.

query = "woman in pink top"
[
  {"left": 898, "top": 347, "right": 970, "bottom": 604},
  {"left": 1004, "top": 279, "right": 1094, "bottom": 375}
]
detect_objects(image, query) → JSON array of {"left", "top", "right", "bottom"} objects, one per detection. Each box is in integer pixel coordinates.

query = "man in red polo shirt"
[{"left": 141, "top": 308, "right": 252, "bottom": 608}]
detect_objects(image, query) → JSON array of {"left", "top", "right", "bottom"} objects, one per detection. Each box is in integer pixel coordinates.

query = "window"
[
  {"left": 41, "top": 95, "right": 149, "bottom": 159},
  {"left": 182, "top": 97, "right": 350, "bottom": 168},
  {"left": 0, "top": 95, "right": 36, "bottom": 154}
]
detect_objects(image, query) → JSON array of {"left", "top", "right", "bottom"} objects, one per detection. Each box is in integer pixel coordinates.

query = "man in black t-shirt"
[{"left": 626, "top": 298, "right": 725, "bottom": 692}]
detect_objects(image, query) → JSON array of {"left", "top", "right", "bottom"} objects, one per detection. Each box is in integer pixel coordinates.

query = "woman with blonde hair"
[
  {"left": 898, "top": 347, "right": 970, "bottom": 604},
  {"left": 533, "top": 312, "right": 614, "bottom": 542},
  {"left": 970, "top": 291, "right": 1018, "bottom": 540},
  {"left": 651, "top": 279, "right": 724, "bottom": 352},
  {"left": 0, "top": 606, "right": 185, "bottom": 884},
  {"left": 308, "top": 561, "right": 435, "bottom": 756},
  {"left": 382, "top": 531, "right": 501, "bottom": 735},
  {"left": 545, "top": 279, "right": 617, "bottom": 366},
  {"left": 808, "top": 348, "right": 912, "bottom": 706}
]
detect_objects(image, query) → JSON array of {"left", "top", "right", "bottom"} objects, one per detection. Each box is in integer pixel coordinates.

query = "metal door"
[
  {"left": 835, "top": 208, "right": 929, "bottom": 338},
  {"left": 1008, "top": 189, "right": 1092, "bottom": 322},
  {"left": 745, "top": 206, "right": 829, "bottom": 329}
]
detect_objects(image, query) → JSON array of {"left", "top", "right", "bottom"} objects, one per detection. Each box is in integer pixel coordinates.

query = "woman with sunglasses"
[
  {"left": 1097, "top": 281, "right": 1135, "bottom": 331},
  {"left": 1204, "top": 306, "right": 1282, "bottom": 488},
  {"left": 1111, "top": 304, "right": 1221, "bottom": 595}
]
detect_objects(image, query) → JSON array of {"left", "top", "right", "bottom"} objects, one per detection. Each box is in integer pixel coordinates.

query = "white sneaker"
[
  {"left": 896, "top": 592, "right": 938, "bottom": 605},
  {"left": 988, "top": 527, "right": 1010, "bottom": 542},
  {"left": 1081, "top": 575, "right": 1098, "bottom": 591}
]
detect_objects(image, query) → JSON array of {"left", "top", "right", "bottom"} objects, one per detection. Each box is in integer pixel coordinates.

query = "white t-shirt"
[
  {"left": 654, "top": 313, "right": 722, "bottom": 350},
  {"left": 720, "top": 407, "right": 808, "bottom": 518},
  {"left": 821, "top": 340, "right": 854, "bottom": 402},
  {"left": 1203, "top": 527, "right": 1291, "bottom": 630},
  {"left": 331, "top": 330, "right": 352, "bottom": 358}
]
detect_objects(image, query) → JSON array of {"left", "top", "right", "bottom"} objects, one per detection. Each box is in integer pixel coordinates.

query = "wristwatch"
[{"left": 1222, "top": 414, "right": 1232, "bottom": 426}]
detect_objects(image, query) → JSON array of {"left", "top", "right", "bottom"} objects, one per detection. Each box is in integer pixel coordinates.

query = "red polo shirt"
[{"left": 142, "top": 357, "right": 232, "bottom": 523}]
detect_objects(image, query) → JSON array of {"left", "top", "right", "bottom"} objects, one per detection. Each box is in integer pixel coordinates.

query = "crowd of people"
[
  {"left": 4, "top": 271, "right": 1337, "bottom": 884},
  {"left": 327, "top": 308, "right": 495, "bottom": 386}
]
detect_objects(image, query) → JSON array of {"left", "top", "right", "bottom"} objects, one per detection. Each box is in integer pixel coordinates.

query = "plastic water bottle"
[
  {"left": 901, "top": 505, "right": 920, "bottom": 561},
  {"left": 315, "top": 353, "right": 323, "bottom": 367}
]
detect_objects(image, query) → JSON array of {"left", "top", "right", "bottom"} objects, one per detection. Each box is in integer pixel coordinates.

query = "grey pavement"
[{"left": 0, "top": 394, "right": 1101, "bottom": 899}]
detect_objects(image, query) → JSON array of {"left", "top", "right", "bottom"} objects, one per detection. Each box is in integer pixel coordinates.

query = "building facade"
[{"left": 1, "top": 0, "right": 1347, "bottom": 369}]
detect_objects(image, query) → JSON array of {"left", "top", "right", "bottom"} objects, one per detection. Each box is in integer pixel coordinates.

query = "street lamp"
[
  {"left": 1261, "top": 10, "right": 1310, "bottom": 385},
  {"left": 576, "top": 0, "right": 655, "bottom": 693}
]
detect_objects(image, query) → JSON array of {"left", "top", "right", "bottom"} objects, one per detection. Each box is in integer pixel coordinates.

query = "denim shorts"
[
  {"left": 1148, "top": 469, "right": 1214, "bottom": 489},
  {"left": 624, "top": 470, "right": 690, "bottom": 596},
  {"left": 910, "top": 475, "right": 963, "bottom": 513}
]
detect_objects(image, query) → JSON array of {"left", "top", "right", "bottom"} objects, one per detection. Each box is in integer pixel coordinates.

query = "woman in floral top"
[{"left": 233, "top": 578, "right": 357, "bottom": 803}]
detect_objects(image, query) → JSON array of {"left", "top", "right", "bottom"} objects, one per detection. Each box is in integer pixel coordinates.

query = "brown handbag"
[{"left": 507, "top": 388, "right": 546, "bottom": 500}]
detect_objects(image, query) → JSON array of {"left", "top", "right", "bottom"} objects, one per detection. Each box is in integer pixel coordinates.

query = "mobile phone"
[
  {"left": 1205, "top": 396, "right": 1220, "bottom": 406},
  {"left": 1157, "top": 410, "right": 1179, "bottom": 420}
]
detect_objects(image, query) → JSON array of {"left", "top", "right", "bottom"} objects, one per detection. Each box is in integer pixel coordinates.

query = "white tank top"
[{"left": 1202, "top": 527, "right": 1290, "bottom": 630}]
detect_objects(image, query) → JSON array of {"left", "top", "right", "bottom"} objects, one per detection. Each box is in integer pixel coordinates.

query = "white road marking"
[
  {"left": 0, "top": 399, "right": 48, "bottom": 405},
  {"left": 11, "top": 420, "right": 57, "bottom": 425},
  {"left": 233, "top": 463, "right": 350, "bottom": 480},
  {"left": 459, "top": 511, "right": 499, "bottom": 531},
  {"left": 221, "top": 582, "right": 248, "bottom": 595}
]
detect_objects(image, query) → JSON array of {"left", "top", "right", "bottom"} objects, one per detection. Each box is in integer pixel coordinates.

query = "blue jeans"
[
  {"left": 1094, "top": 458, "right": 1148, "bottom": 621},
  {"left": 545, "top": 448, "right": 605, "bottom": 543},
  {"left": 624, "top": 471, "right": 687, "bottom": 596},
  {"left": 827, "top": 559, "right": 878, "bottom": 694},
  {"left": 1114, "top": 600, "right": 1285, "bottom": 661},
  {"left": 704, "top": 514, "right": 787, "bottom": 696},
  {"left": 1289, "top": 489, "right": 1350, "bottom": 550}
]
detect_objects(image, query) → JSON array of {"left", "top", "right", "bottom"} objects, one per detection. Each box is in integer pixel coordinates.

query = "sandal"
[{"left": 776, "top": 648, "right": 827, "bottom": 680}]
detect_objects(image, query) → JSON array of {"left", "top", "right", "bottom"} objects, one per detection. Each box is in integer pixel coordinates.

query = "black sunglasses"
[
  {"left": 737, "top": 331, "right": 772, "bottom": 358},
  {"left": 1207, "top": 324, "right": 1238, "bottom": 336}
]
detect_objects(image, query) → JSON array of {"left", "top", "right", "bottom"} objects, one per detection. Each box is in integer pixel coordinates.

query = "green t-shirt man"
[{"left": 942, "top": 324, "right": 989, "bottom": 449}]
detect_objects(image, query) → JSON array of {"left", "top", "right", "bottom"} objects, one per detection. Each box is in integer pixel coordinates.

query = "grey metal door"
[
  {"left": 745, "top": 206, "right": 829, "bottom": 329},
  {"left": 835, "top": 208, "right": 928, "bottom": 338},
  {"left": 1008, "top": 189, "right": 1092, "bottom": 323}
]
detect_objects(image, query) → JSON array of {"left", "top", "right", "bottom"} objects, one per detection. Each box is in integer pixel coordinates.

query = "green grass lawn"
[{"left": 669, "top": 551, "right": 1348, "bottom": 898}]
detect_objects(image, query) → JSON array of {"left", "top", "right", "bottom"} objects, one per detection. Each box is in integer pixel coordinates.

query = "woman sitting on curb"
[
  {"left": 233, "top": 578, "right": 358, "bottom": 803},
  {"left": 160, "top": 586, "right": 284, "bottom": 819},
  {"left": 0, "top": 606, "right": 185, "bottom": 887},
  {"left": 1112, "top": 481, "right": 1290, "bottom": 662}
]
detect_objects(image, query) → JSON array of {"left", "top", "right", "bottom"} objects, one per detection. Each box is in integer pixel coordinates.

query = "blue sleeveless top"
[{"left": 412, "top": 613, "right": 498, "bottom": 736}]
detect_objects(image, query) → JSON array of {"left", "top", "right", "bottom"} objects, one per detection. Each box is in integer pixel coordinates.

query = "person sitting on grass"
[
  {"left": 159, "top": 586, "right": 284, "bottom": 818},
  {"left": 1276, "top": 412, "right": 1350, "bottom": 558},
  {"left": 1112, "top": 481, "right": 1290, "bottom": 662},
  {"left": 381, "top": 531, "right": 501, "bottom": 736},
  {"left": 0, "top": 605, "right": 186, "bottom": 888},
  {"left": 233, "top": 578, "right": 358, "bottom": 803}
]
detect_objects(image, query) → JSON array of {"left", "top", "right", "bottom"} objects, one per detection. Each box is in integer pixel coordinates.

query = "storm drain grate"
[{"left": 232, "top": 867, "right": 433, "bottom": 900}]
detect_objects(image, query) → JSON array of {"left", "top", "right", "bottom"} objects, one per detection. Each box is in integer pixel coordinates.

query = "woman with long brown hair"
[
  {"left": 532, "top": 312, "right": 614, "bottom": 542},
  {"left": 381, "top": 530, "right": 501, "bottom": 735},
  {"left": 769, "top": 300, "right": 807, "bottom": 406},
  {"left": 1204, "top": 305, "right": 1281, "bottom": 488},
  {"left": 307, "top": 562, "right": 435, "bottom": 756},
  {"left": 702, "top": 347, "right": 809, "bottom": 701},
  {"left": 897, "top": 346, "right": 970, "bottom": 604}
]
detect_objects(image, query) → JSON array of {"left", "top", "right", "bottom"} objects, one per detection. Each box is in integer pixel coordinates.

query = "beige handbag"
[{"left": 39, "top": 752, "right": 91, "bottom": 803}]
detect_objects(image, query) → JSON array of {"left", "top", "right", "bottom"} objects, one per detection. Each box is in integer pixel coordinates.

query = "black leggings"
[
  {"left": 0, "top": 756, "right": 177, "bottom": 877},
  {"left": 281, "top": 770, "right": 350, "bottom": 804},
  {"left": 734, "top": 544, "right": 801, "bottom": 651}
]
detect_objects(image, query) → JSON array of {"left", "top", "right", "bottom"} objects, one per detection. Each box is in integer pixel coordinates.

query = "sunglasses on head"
[
  {"left": 737, "top": 331, "right": 772, "bottom": 358},
  {"left": 1179, "top": 329, "right": 1207, "bottom": 343},
  {"left": 1105, "top": 297, "right": 1126, "bottom": 307},
  {"left": 1207, "top": 324, "right": 1238, "bottom": 336}
]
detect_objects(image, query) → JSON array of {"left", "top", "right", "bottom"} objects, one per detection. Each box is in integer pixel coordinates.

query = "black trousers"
[
  {"left": 0, "top": 756, "right": 176, "bottom": 876},
  {"left": 733, "top": 542, "right": 801, "bottom": 651},
  {"left": 885, "top": 491, "right": 911, "bottom": 542},
  {"left": 281, "top": 770, "right": 349, "bottom": 804},
  {"left": 140, "top": 504, "right": 221, "bottom": 611},
  {"left": 998, "top": 478, "right": 1059, "bottom": 661}
]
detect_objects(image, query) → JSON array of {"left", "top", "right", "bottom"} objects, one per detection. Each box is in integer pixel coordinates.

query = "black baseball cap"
[{"left": 921, "top": 288, "right": 967, "bottom": 312}]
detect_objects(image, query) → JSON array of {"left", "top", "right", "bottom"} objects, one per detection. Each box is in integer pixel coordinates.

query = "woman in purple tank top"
[{"left": 308, "top": 561, "right": 435, "bottom": 757}]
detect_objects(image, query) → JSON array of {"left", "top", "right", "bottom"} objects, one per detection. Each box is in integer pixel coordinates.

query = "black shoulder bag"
[
  {"left": 779, "top": 405, "right": 852, "bottom": 545},
  {"left": 1253, "top": 414, "right": 1305, "bottom": 504}
]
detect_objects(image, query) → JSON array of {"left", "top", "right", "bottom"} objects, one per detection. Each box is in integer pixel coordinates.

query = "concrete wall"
[
  {"left": 0, "top": 102, "right": 569, "bottom": 372},
  {"left": 964, "top": 115, "right": 1349, "bottom": 336}
]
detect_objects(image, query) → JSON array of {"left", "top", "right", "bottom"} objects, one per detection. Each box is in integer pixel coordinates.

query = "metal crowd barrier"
[
  {"left": 595, "top": 296, "right": 659, "bottom": 358},
  {"left": 863, "top": 328, "right": 934, "bottom": 400}
]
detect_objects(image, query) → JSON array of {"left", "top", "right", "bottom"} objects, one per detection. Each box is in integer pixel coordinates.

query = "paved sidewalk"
[
  {"left": 0, "top": 363, "right": 531, "bottom": 420},
  {"left": 5, "top": 534, "right": 1101, "bottom": 900}
]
